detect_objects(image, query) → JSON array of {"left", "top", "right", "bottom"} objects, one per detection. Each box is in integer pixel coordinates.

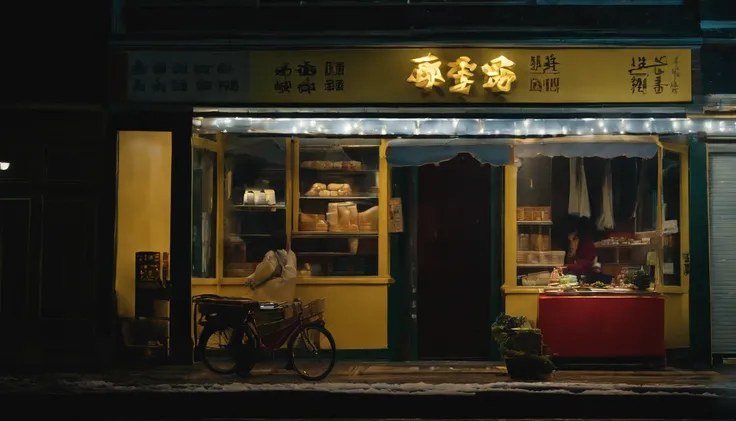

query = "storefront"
[
  {"left": 112, "top": 45, "right": 734, "bottom": 364},
  {"left": 702, "top": 110, "right": 736, "bottom": 364},
  {"left": 504, "top": 134, "right": 689, "bottom": 365},
  {"left": 0, "top": 108, "right": 111, "bottom": 367},
  {"left": 691, "top": 39, "right": 736, "bottom": 366},
  {"left": 188, "top": 133, "right": 393, "bottom": 354}
]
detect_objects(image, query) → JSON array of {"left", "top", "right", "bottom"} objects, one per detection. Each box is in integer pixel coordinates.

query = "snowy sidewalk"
[
  {"left": 1, "top": 362, "right": 735, "bottom": 418},
  {"left": 3, "top": 360, "right": 734, "bottom": 388}
]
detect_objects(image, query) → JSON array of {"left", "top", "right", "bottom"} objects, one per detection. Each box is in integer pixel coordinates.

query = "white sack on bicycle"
[{"left": 246, "top": 248, "right": 297, "bottom": 304}]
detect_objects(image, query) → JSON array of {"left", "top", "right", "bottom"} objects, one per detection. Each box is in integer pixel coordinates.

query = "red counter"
[{"left": 537, "top": 294, "right": 665, "bottom": 358}]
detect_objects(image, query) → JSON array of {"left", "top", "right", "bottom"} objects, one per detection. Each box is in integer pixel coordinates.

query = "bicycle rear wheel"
[{"left": 287, "top": 324, "right": 336, "bottom": 381}]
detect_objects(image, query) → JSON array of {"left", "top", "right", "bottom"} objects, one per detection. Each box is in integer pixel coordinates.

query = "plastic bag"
[{"left": 247, "top": 250, "right": 297, "bottom": 304}]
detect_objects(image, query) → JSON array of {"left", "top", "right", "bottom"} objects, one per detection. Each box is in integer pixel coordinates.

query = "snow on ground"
[{"left": 0, "top": 376, "right": 733, "bottom": 397}]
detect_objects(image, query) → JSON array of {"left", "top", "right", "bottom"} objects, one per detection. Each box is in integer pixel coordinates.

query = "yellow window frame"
[
  {"left": 192, "top": 134, "right": 392, "bottom": 289},
  {"left": 502, "top": 136, "right": 673, "bottom": 292}
]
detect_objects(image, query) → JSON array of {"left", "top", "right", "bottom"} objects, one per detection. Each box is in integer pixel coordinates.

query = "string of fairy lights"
[{"left": 194, "top": 117, "right": 736, "bottom": 137}]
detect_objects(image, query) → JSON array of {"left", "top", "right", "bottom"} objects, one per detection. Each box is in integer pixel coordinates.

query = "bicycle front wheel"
[{"left": 287, "top": 324, "right": 336, "bottom": 381}]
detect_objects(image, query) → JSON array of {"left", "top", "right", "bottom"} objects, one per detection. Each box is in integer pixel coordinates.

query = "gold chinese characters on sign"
[
  {"left": 248, "top": 48, "right": 691, "bottom": 104},
  {"left": 407, "top": 54, "right": 445, "bottom": 91},
  {"left": 481, "top": 56, "right": 517, "bottom": 93},
  {"left": 447, "top": 56, "right": 477, "bottom": 95},
  {"left": 407, "top": 53, "right": 517, "bottom": 94}
]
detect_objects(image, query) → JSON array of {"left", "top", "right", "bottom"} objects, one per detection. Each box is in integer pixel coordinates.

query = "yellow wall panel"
[
  {"left": 115, "top": 131, "right": 172, "bottom": 317},
  {"left": 218, "top": 284, "right": 388, "bottom": 350},
  {"left": 504, "top": 293, "right": 539, "bottom": 327},
  {"left": 664, "top": 293, "right": 690, "bottom": 349}
]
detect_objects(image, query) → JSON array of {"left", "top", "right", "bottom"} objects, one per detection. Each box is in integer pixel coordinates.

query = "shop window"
[
  {"left": 192, "top": 147, "right": 218, "bottom": 278},
  {"left": 662, "top": 151, "right": 682, "bottom": 286},
  {"left": 293, "top": 139, "right": 380, "bottom": 277},
  {"left": 223, "top": 136, "right": 287, "bottom": 278},
  {"left": 516, "top": 156, "right": 659, "bottom": 288}
]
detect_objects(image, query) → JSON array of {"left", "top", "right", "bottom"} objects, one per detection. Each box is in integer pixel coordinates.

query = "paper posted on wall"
[
  {"left": 663, "top": 220, "right": 679, "bottom": 235},
  {"left": 389, "top": 198, "right": 404, "bottom": 233}
]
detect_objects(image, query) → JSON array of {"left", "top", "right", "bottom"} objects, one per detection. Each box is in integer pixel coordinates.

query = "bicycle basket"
[{"left": 301, "top": 298, "right": 326, "bottom": 321}]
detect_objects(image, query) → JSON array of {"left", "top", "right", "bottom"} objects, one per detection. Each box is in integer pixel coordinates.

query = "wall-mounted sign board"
[{"left": 125, "top": 48, "right": 691, "bottom": 104}]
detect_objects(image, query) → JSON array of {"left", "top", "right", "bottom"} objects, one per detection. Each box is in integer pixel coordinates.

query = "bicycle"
[{"left": 192, "top": 294, "right": 336, "bottom": 381}]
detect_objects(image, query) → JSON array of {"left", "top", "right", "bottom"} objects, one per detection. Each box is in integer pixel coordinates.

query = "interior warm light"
[
  {"left": 481, "top": 56, "right": 517, "bottom": 93},
  {"left": 0, "top": 162, "right": 9, "bottom": 171},
  {"left": 407, "top": 54, "right": 445, "bottom": 91},
  {"left": 447, "top": 56, "right": 477, "bottom": 95}
]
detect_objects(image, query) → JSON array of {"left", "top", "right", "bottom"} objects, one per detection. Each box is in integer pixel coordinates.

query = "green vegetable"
[
  {"left": 622, "top": 269, "right": 652, "bottom": 290},
  {"left": 591, "top": 281, "right": 606, "bottom": 288},
  {"left": 491, "top": 313, "right": 556, "bottom": 376},
  {"left": 633, "top": 271, "right": 653, "bottom": 291}
]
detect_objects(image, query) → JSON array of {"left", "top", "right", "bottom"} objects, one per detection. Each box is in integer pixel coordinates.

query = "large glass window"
[
  {"left": 293, "top": 138, "right": 380, "bottom": 277},
  {"left": 516, "top": 155, "right": 659, "bottom": 288},
  {"left": 223, "top": 136, "right": 287, "bottom": 278},
  {"left": 192, "top": 146, "right": 217, "bottom": 278},
  {"left": 189, "top": 131, "right": 387, "bottom": 283}
]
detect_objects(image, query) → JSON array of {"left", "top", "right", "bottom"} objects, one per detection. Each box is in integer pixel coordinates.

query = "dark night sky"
[
  {"left": 1, "top": 0, "right": 734, "bottom": 104},
  {"left": 2, "top": 2, "right": 109, "bottom": 105}
]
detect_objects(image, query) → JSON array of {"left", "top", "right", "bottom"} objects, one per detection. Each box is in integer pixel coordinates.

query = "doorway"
[{"left": 416, "top": 154, "right": 493, "bottom": 360}]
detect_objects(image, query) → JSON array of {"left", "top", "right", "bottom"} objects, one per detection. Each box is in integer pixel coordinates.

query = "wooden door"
[
  {"left": 0, "top": 196, "right": 33, "bottom": 324},
  {"left": 416, "top": 154, "right": 492, "bottom": 360}
]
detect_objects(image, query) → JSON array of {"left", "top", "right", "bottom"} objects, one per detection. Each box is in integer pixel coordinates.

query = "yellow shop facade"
[{"left": 112, "top": 46, "right": 722, "bottom": 364}]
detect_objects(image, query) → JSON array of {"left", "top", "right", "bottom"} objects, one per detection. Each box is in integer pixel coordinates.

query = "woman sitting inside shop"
[{"left": 565, "top": 218, "right": 602, "bottom": 279}]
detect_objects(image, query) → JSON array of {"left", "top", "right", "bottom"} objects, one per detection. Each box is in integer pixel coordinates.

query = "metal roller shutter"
[{"left": 709, "top": 143, "right": 736, "bottom": 354}]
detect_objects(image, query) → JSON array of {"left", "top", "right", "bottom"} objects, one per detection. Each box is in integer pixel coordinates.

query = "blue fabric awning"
[
  {"left": 386, "top": 139, "right": 512, "bottom": 167},
  {"left": 514, "top": 138, "right": 659, "bottom": 159}
]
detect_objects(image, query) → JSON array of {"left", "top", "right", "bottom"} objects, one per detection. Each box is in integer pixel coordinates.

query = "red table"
[{"left": 537, "top": 294, "right": 665, "bottom": 358}]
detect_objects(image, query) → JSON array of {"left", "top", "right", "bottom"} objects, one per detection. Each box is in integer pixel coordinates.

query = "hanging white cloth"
[
  {"left": 596, "top": 160, "right": 615, "bottom": 230},
  {"left": 568, "top": 157, "right": 591, "bottom": 218}
]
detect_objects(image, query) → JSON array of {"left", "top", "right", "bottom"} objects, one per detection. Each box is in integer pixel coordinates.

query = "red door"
[{"left": 417, "top": 154, "right": 492, "bottom": 360}]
